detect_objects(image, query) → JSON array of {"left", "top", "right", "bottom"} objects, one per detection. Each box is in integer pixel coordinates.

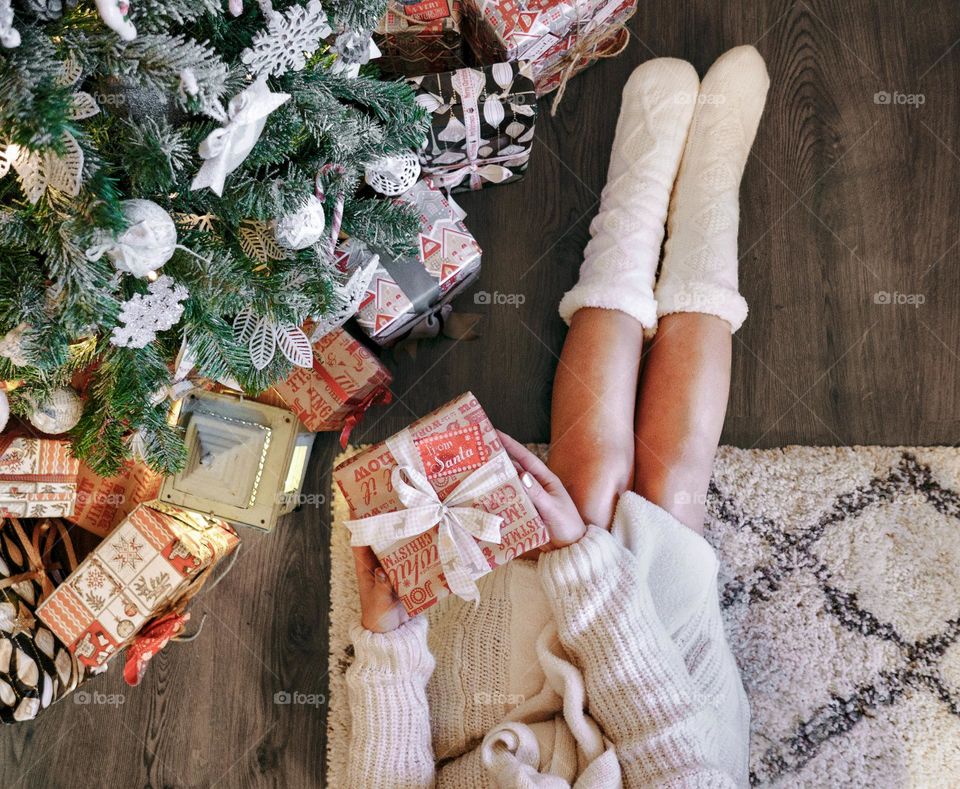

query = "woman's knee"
[{"left": 549, "top": 441, "right": 633, "bottom": 530}]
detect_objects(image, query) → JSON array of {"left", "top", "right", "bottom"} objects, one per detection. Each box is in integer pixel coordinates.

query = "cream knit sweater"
[{"left": 346, "top": 492, "right": 750, "bottom": 787}]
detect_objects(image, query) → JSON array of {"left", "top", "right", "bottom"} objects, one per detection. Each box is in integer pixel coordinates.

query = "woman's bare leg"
[
  {"left": 548, "top": 309, "right": 643, "bottom": 529},
  {"left": 633, "top": 313, "right": 731, "bottom": 533}
]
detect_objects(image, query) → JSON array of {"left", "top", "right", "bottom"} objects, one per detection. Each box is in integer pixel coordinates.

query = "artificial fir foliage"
[{"left": 0, "top": 0, "right": 428, "bottom": 475}]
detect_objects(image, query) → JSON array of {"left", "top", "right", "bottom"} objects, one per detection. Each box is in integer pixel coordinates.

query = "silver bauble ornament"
[
  {"left": 364, "top": 153, "right": 421, "bottom": 196},
  {"left": 274, "top": 195, "right": 327, "bottom": 250},
  {"left": 26, "top": 388, "right": 83, "bottom": 434},
  {"left": 0, "top": 389, "right": 8, "bottom": 433},
  {"left": 105, "top": 199, "right": 178, "bottom": 278}
]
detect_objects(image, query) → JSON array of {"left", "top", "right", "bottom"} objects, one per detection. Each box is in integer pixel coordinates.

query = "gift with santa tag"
[
  {"left": 353, "top": 181, "right": 482, "bottom": 345},
  {"left": 35, "top": 502, "right": 239, "bottom": 675},
  {"left": 334, "top": 391, "right": 549, "bottom": 617},
  {"left": 408, "top": 60, "right": 537, "bottom": 193},
  {"left": 375, "top": 0, "right": 467, "bottom": 77}
]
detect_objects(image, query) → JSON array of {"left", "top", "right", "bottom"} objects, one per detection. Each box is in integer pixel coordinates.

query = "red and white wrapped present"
[
  {"left": 36, "top": 502, "right": 239, "bottom": 673},
  {"left": 334, "top": 392, "right": 548, "bottom": 616},
  {"left": 0, "top": 435, "right": 79, "bottom": 518},
  {"left": 69, "top": 461, "right": 164, "bottom": 538},
  {"left": 462, "top": 0, "right": 636, "bottom": 96},
  {"left": 375, "top": 0, "right": 466, "bottom": 77},
  {"left": 353, "top": 181, "right": 482, "bottom": 345},
  {"left": 269, "top": 327, "right": 393, "bottom": 445}
]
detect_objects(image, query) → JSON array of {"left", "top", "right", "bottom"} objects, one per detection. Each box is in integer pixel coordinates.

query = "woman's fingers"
[{"left": 497, "top": 430, "right": 559, "bottom": 490}]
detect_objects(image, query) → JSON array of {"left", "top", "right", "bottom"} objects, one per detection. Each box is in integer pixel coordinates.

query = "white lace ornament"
[
  {"left": 191, "top": 77, "right": 291, "bottom": 196},
  {"left": 94, "top": 0, "right": 136, "bottom": 41},
  {"left": 233, "top": 308, "right": 312, "bottom": 370},
  {"left": 274, "top": 195, "right": 326, "bottom": 250},
  {"left": 0, "top": 0, "right": 20, "bottom": 47},
  {"left": 240, "top": 0, "right": 332, "bottom": 78},
  {"left": 0, "top": 323, "right": 29, "bottom": 366},
  {"left": 26, "top": 387, "right": 83, "bottom": 433},
  {"left": 0, "top": 58, "right": 96, "bottom": 204},
  {"left": 309, "top": 240, "right": 380, "bottom": 339},
  {"left": 329, "top": 29, "right": 380, "bottom": 78},
  {"left": 0, "top": 388, "right": 8, "bottom": 433},
  {"left": 86, "top": 199, "right": 178, "bottom": 278},
  {"left": 364, "top": 153, "right": 421, "bottom": 196},
  {"left": 111, "top": 276, "right": 188, "bottom": 349}
]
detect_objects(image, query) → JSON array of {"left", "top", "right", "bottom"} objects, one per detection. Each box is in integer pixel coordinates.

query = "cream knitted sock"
[
  {"left": 652, "top": 45, "right": 770, "bottom": 334},
  {"left": 558, "top": 58, "right": 699, "bottom": 329}
]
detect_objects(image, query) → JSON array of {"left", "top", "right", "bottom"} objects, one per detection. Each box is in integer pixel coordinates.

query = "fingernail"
[
  {"left": 374, "top": 568, "right": 388, "bottom": 583},
  {"left": 520, "top": 472, "right": 534, "bottom": 489}
]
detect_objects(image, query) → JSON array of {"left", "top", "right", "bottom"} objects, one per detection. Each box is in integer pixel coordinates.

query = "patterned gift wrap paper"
[
  {"left": 409, "top": 60, "right": 538, "bottom": 194},
  {"left": 69, "top": 461, "right": 164, "bottom": 538},
  {"left": 269, "top": 328, "right": 393, "bottom": 433},
  {"left": 461, "top": 0, "right": 636, "bottom": 94},
  {"left": 36, "top": 503, "right": 239, "bottom": 669},
  {"left": 333, "top": 392, "right": 548, "bottom": 616},
  {"left": 354, "top": 181, "right": 482, "bottom": 343},
  {"left": 0, "top": 436, "right": 79, "bottom": 519},
  {"left": 376, "top": 0, "right": 467, "bottom": 77}
]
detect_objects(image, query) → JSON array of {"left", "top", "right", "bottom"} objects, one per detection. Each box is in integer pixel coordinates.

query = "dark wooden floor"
[{"left": 4, "top": 1, "right": 959, "bottom": 786}]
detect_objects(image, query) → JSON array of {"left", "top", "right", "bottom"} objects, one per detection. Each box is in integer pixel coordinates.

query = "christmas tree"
[{"left": 0, "top": 0, "right": 427, "bottom": 475}]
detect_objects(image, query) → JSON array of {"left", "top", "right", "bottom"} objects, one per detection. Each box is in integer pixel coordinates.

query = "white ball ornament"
[
  {"left": 364, "top": 152, "right": 421, "bottom": 196},
  {"left": 87, "top": 199, "right": 178, "bottom": 278},
  {"left": 26, "top": 388, "right": 83, "bottom": 434},
  {"left": 0, "top": 389, "right": 8, "bottom": 434},
  {"left": 274, "top": 195, "right": 327, "bottom": 250}
]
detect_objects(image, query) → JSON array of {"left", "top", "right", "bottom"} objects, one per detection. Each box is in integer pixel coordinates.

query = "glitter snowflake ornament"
[
  {"left": 111, "top": 276, "right": 188, "bottom": 349},
  {"left": 240, "top": 0, "right": 332, "bottom": 78}
]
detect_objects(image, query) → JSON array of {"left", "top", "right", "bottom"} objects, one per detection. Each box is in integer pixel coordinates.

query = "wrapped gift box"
[
  {"left": 0, "top": 436, "right": 79, "bottom": 518},
  {"left": 376, "top": 0, "right": 466, "bottom": 77},
  {"left": 159, "top": 391, "right": 315, "bottom": 532},
  {"left": 354, "top": 181, "right": 482, "bottom": 345},
  {"left": 69, "top": 461, "right": 164, "bottom": 538},
  {"left": 270, "top": 328, "right": 392, "bottom": 442},
  {"left": 334, "top": 392, "right": 548, "bottom": 616},
  {"left": 409, "top": 60, "right": 537, "bottom": 193},
  {"left": 462, "top": 0, "right": 636, "bottom": 95},
  {"left": 35, "top": 503, "right": 239, "bottom": 670}
]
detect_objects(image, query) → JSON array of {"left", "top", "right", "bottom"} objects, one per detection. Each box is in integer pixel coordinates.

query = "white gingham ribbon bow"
[{"left": 344, "top": 429, "right": 514, "bottom": 604}]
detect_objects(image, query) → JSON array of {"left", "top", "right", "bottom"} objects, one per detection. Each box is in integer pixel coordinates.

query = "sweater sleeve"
[
  {"left": 346, "top": 616, "right": 437, "bottom": 788},
  {"left": 538, "top": 525, "right": 739, "bottom": 788}
]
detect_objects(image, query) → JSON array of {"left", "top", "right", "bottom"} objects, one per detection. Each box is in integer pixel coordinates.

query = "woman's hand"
[
  {"left": 498, "top": 431, "right": 588, "bottom": 551},
  {"left": 353, "top": 545, "right": 409, "bottom": 633}
]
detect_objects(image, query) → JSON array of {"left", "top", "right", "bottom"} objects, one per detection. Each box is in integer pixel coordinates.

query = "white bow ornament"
[{"left": 191, "top": 78, "right": 290, "bottom": 196}]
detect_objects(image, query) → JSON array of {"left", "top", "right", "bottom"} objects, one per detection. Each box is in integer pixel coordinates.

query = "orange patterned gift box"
[
  {"left": 69, "top": 461, "right": 164, "bottom": 538},
  {"left": 334, "top": 392, "right": 548, "bottom": 616},
  {"left": 36, "top": 503, "right": 239, "bottom": 670},
  {"left": 0, "top": 435, "right": 79, "bottom": 518},
  {"left": 269, "top": 328, "right": 393, "bottom": 442}
]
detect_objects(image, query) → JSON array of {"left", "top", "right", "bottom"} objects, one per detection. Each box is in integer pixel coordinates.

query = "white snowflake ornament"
[
  {"left": 111, "top": 276, "right": 188, "bottom": 349},
  {"left": 240, "top": 0, "right": 332, "bottom": 78},
  {"left": 274, "top": 195, "right": 326, "bottom": 250},
  {"left": 26, "top": 387, "right": 83, "bottom": 434},
  {"left": 364, "top": 152, "right": 421, "bottom": 196},
  {"left": 86, "top": 199, "right": 178, "bottom": 278}
]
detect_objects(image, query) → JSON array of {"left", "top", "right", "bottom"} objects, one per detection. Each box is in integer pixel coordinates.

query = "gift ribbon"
[
  {"left": 424, "top": 154, "right": 526, "bottom": 191},
  {"left": 344, "top": 430, "right": 518, "bottom": 604},
  {"left": 339, "top": 385, "right": 392, "bottom": 449}
]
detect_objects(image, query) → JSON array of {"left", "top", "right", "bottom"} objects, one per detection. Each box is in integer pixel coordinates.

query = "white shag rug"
[{"left": 326, "top": 446, "right": 960, "bottom": 787}]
